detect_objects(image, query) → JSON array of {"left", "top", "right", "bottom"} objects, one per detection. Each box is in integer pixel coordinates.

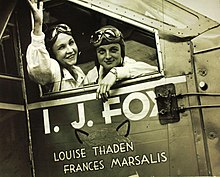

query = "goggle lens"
[
  {"left": 49, "top": 24, "right": 72, "bottom": 42},
  {"left": 90, "top": 28, "right": 122, "bottom": 46}
]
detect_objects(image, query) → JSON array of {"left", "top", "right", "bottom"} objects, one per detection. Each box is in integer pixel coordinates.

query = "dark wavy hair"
[{"left": 44, "top": 23, "right": 72, "bottom": 59}]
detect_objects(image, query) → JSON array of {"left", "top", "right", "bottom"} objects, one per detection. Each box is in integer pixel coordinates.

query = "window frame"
[{"left": 40, "top": 0, "right": 164, "bottom": 98}]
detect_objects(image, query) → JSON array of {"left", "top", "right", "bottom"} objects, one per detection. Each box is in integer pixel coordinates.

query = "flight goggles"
[
  {"left": 47, "top": 24, "right": 72, "bottom": 44},
  {"left": 90, "top": 27, "right": 123, "bottom": 47}
]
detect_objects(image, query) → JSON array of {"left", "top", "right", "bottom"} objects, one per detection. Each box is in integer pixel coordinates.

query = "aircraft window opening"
[{"left": 34, "top": 1, "right": 163, "bottom": 98}]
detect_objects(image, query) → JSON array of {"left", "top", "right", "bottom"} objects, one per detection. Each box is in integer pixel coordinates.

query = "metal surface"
[
  {"left": 28, "top": 76, "right": 202, "bottom": 176},
  {"left": 159, "top": 39, "right": 192, "bottom": 77},
  {"left": 155, "top": 83, "right": 180, "bottom": 124},
  {"left": 71, "top": 0, "right": 219, "bottom": 38},
  {"left": 0, "top": 0, "right": 220, "bottom": 176},
  {"left": 192, "top": 31, "right": 220, "bottom": 175},
  {"left": 0, "top": 110, "right": 31, "bottom": 177},
  {"left": 192, "top": 25, "right": 220, "bottom": 54}
]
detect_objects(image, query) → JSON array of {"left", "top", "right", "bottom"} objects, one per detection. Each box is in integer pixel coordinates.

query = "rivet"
[
  {"left": 199, "top": 68, "right": 207, "bottom": 76},
  {"left": 208, "top": 132, "right": 216, "bottom": 140}
]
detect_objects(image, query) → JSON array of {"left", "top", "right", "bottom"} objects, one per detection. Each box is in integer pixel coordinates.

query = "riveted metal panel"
[
  {"left": 160, "top": 39, "right": 192, "bottom": 77},
  {"left": 193, "top": 48, "right": 220, "bottom": 175},
  {"left": 192, "top": 26, "right": 220, "bottom": 54},
  {"left": 185, "top": 74, "right": 210, "bottom": 175},
  {"left": 168, "top": 82, "right": 199, "bottom": 176},
  {"left": 14, "top": 0, "right": 220, "bottom": 176},
  {"left": 70, "top": 0, "right": 219, "bottom": 38},
  {"left": 26, "top": 75, "right": 204, "bottom": 176}
]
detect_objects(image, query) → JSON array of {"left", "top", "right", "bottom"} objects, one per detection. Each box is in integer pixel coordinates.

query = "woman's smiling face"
[
  {"left": 52, "top": 33, "right": 78, "bottom": 67},
  {"left": 96, "top": 43, "right": 122, "bottom": 71}
]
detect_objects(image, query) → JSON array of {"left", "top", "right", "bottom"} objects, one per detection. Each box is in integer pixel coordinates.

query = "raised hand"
[{"left": 26, "top": 0, "right": 44, "bottom": 35}]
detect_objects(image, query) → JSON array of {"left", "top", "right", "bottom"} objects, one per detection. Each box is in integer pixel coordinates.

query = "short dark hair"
[{"left": 44, "top": 23, "right": 72, "bottom": 58}]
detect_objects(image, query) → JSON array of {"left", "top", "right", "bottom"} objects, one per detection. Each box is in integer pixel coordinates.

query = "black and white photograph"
[{"left": 0, "top": 0, "right": 220, "bottom": 176}]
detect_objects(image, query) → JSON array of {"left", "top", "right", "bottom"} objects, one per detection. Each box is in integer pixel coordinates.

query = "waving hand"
[{"left": 26, "top": 0, "right": 44, "bottom": 35}]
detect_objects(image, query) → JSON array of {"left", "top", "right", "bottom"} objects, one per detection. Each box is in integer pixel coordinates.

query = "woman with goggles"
[
  {"left": 26, "top": 0, "right": 85, "bottom": 93},
  {"left": 86, "top": 25, "right": 157, "bottom": 102}
]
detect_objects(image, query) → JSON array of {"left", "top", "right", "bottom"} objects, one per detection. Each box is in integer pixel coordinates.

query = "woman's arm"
[
  {"left": 114, "top": 56, "right": 158, "bottom": 79},
  {"left": 27, "top": 0, "right": 43, "bottom": 36},
  {"left": 96, "top": 56, "right": 157, "bottom": 102},
  {"left": 26, "top": 0, "right": 61, "bottom": 85},
  {"left": 26, "top": 32, "right": 61, "bottom": 85}
]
